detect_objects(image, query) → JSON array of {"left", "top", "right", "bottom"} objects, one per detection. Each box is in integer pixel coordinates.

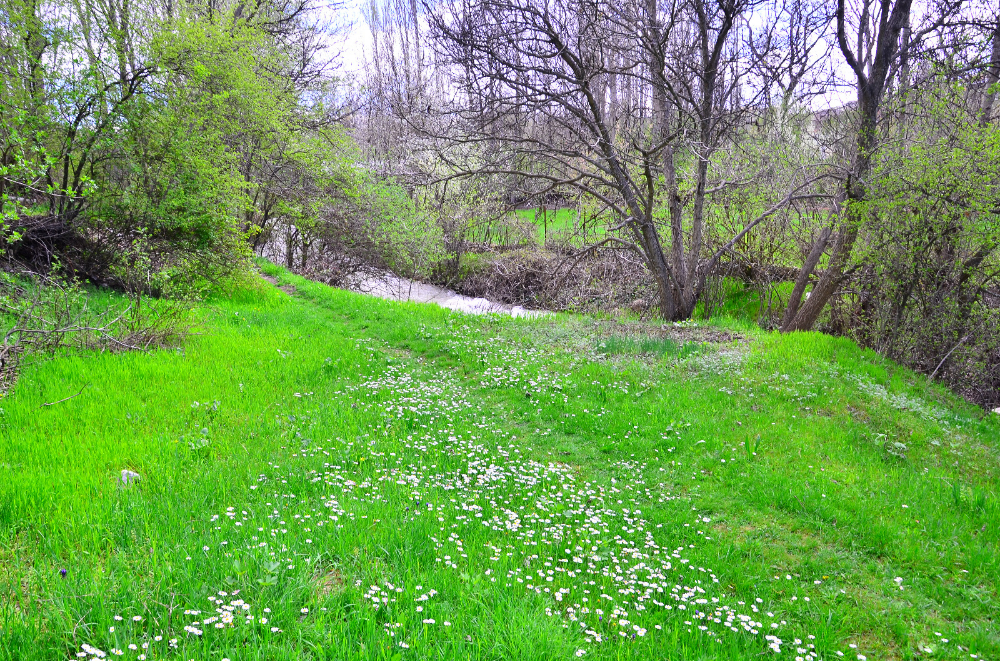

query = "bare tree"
[
  {"left": 976, "top": 8, "right": 1000, "bottom": 125},
  {"left": 750, "top": 0, "right": 834, "bottom": 118},
  {"left": 428, "top": 0, "right": 827, "bottom": 319}
]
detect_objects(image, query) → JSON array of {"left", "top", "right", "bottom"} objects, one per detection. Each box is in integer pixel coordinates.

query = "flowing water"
[{"left": 352, "top": 272, "right": 547, "bottom": 318}]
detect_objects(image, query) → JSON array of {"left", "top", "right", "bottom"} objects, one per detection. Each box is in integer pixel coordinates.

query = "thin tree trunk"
[
  {"left": 782, "top": 0, "right": 913, "bottom": 332},
  {"left": 780, "top": 226, "right": 831, "bottom": 331},
  {"left": 981, "top": 19, "right": 1000, "bottom": 126}
]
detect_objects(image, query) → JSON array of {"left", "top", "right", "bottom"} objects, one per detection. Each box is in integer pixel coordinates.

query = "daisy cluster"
[
  {"left": 73, "top": 330, "right": 987, "bottom": 660},
  {"left": 189, "top": 353, "right": 879, "bottom": 659},
  {"left": 74, "top": 592, "right": 276, "bottom": 659}
]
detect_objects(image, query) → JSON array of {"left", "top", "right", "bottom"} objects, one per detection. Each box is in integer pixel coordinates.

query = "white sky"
[{"left": 327, "top": 0, "right": 373, "bottom": 78}]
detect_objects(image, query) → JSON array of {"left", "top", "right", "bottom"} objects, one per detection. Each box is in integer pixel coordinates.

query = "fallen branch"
[{"left": 40, "top": 383, "right": 89, "bottom": 407}]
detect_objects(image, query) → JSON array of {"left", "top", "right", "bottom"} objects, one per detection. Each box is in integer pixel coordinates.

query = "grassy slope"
[{"left": 1, "top": 264, "right": 997, "bottom": 661}]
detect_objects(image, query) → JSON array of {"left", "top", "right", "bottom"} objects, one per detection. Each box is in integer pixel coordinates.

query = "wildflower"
[
  {"left": 81, "top": 644, "right": 106, "bottom": 658},
  {"left": 60, "top": 569, "right": 67, "bottom": 578}
]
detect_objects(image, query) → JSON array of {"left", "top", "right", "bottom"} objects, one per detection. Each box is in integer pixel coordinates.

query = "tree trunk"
[
  {"left": 781, "top": 0, "right": 913, "bottom": 332},
  {"left": 285, "top": 227, "right": 296, "bottom": 268},
  {"left": 780, "top": 226, "right": 831, "bottom": 331},
  {"left": 981, "top": 19, "right": 1000, "bottom": 126},
  {"left": 783, "top": 223, "right": 855, "bottom": 331}
]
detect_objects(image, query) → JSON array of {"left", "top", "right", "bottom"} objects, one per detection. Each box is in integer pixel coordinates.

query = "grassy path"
[{"left": 1, "top": 264, "right": 997, "bottom": 660}]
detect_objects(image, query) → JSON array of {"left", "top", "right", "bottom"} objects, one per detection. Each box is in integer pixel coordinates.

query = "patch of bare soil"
[{"left": 259, "top": 272, "right": 296, "bottom": 295}]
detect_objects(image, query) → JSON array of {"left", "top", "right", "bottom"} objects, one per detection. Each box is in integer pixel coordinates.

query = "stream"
[{"left": 351, "top": 272, "right": 547, "bottom": 318}]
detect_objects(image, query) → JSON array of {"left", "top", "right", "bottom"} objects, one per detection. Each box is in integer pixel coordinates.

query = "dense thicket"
[{"left": 0, "top": 0, "right": 437, "bottom": 294}]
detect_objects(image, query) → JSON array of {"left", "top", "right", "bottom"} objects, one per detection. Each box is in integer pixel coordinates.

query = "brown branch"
[{"left": 40, "top": 384, "right": 89, "bottom": 407}]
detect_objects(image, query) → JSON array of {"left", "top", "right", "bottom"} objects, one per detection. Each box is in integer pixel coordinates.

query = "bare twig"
[
  {"left": 40, "top": 384, "right": 89, "bottom": 407},
  {"left": 929, "top": 335, "right": 969, "bottom": 382}
]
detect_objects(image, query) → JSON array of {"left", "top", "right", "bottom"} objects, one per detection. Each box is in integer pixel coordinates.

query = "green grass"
[
  {"left": 514, "top": 208, "right": 605, "bottom": 245},
  {"left": 696, "top": 278, "right": 797, "bottom": 325},
  {"left": 1, "top": 262, "right": 998, "bottom": 660}
]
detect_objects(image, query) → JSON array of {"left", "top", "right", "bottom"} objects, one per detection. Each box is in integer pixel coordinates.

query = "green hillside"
[{"left": 1, "top": 264, "right": 997, "bottom": 661}]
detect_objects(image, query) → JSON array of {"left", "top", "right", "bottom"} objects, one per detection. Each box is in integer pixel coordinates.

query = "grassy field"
[
  {"left": 514, "top": 208, "right": 600, "bottom": 245},
  {"left": 1, "top": 263, "right": 998, "bottom": 660}
]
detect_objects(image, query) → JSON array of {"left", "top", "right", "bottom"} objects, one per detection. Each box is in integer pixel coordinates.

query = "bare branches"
[
  {"left": 0, "top": 271, "right": 190, "bottom": 395},
  {"left": 424, "top": 0, "right": 826, "bottom": 319}
]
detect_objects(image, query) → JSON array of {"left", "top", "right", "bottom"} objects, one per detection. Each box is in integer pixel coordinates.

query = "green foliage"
[
  {"left": 844, "top": 85, "right": 1000, "bottom": 401},
  {"left": 270, "top": 128, "right": 445, "bottom": 280},
  {"left": 0, "top": 0, "right": 362, "bottom": 293},
  {"left": 345, "top": 149, "right": 446, "bottom": 278}
]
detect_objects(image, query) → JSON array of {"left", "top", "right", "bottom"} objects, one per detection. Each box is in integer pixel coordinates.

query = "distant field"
[
  {"left": 514, "top": 207, "right": 607, "bottom": 244},
  {"left": 1, "top": 263, "right": 997, "bottom": 660}
]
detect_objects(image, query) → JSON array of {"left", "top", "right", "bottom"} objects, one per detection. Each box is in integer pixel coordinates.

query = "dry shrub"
[
  {"left": 0, "top": 271, "right": 191, "bottom": 396},
  {"left": 294, "top": 253, "right": 386, "bottom": 290},
  {"left": 449, "top": 246, "right": 659, "bottom": 314}
]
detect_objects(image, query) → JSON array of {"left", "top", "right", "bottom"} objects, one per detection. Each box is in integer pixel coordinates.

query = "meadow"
[{"left": 1, "top": 263, "right": 997, "bottom": 660}]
